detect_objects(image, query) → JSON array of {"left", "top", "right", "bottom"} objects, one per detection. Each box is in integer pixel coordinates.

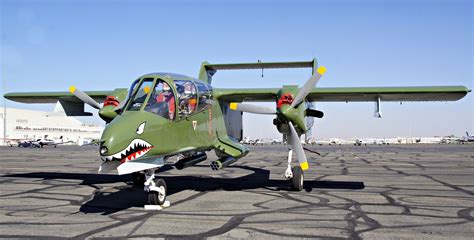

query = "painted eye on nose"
[{"left": 136, "top": 122, "right": 146, "bottom": 135}]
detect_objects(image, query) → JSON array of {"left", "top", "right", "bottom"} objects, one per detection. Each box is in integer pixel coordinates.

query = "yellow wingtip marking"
[
  {"left": 229, "top": 103, "right": 238, "bottom": 110},
  {"left": 317, "top": 66, "right": 326, "bottom": 75},
  {"left": 300, "top": 161, "right": 309, "bottom": 171},
  {"left": 69, "top": 86, "right": 76, "bottom": 93}
]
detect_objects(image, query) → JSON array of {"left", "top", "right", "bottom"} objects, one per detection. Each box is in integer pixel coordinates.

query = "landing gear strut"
[
  {"left": 144, "top": 169, "right": 167, "bottom": 206},
  {"left": 284, "top": 149, "right": 304, "bottom": 191}
]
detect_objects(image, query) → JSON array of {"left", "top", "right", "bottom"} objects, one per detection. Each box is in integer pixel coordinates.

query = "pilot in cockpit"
[
  {"left": 145, "top": 82, "right": 175, "bottom": 120},
  {"left": 156, "top": 82, "right": 175, "bottom": 120},
  {"left": 177, "top": 82, "right": 197, "bottom": 116}
]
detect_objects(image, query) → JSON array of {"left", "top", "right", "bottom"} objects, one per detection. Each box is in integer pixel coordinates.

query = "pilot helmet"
[
  {"left": 163, "top": 82, "right": 170, "bottom": 91},
  {"left": 184, "top": 82, "right": 194, "bottom": 95}
]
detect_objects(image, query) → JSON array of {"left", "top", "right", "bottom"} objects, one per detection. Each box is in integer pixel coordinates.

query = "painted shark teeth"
[{"left": 100, "top": 139, "right": 153, "bottom": 163}]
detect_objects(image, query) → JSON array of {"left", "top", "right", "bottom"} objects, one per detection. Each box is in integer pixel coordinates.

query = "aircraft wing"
[
  {"left": 4, "top": 88, "right": 128, "bottom": 116},
  {"left": 215, "top": 86, "right": 470, "bottom": 102},
  {"left": 306, "top": 86, "right": 470, "bottom": 102},
  {"left": 3, "top": 90, "right": 121, "bottom": 103},
  {"left": 214, "top": 88, "right": 279, "bottom": 102}
]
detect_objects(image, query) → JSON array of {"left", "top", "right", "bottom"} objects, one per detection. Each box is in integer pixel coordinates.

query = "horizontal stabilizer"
[
  {"left": 199, "top": 59, "right": 317, "bottom": 83},
  {"left": 205, "top": 60, "right": 316, "bottom": 71}
]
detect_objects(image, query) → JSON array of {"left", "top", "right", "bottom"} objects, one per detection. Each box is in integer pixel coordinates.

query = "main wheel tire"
[
  {"left": 148, "top": 179, "right": 167, "bottom": 205},
  {"left": 290, "top": 166, "right": 304, "bottom": 191},
  {"left": 131, "top": 172, "right": 145, "bottom": 186}
]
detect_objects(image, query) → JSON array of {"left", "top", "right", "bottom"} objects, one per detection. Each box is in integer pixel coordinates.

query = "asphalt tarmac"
[{"left": 0, "top": 144, "right": 473, "bottom": 239}]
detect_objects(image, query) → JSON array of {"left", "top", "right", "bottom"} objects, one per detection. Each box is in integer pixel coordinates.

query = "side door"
[{"left": 174, "top": 80, "right": 213, "bottom": 149}]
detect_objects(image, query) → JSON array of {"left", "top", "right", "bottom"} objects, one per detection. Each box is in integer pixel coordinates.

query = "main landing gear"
[
  {"left": 144, "top": 169, "right": 167, "bottom": 206},
  {"left": 284, "top": 149, "right": 304, "bottom": 191}
]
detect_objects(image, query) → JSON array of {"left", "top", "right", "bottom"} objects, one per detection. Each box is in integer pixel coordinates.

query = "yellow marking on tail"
[{"left": 229, "top": 103, "right": 238, "bottom": 110}]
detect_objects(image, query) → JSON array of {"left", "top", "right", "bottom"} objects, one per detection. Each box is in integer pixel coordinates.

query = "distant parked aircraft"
[
  {"left": 33, "top": 136, "right": 73, "bottom": 148},
  {"left": 461, "top": 131, "right": 474, "bottom": 143}
]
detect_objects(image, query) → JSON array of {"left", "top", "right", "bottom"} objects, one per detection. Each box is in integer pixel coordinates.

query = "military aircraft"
[{"left": 4, "top": 59, "right": 471, "bottom": 206}]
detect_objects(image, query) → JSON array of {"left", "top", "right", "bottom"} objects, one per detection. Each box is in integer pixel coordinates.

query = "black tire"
[
  {"left": 148, "top": 178, "right": 167, "bottom": 205},
  {"left": 131, "top": 172, "right": 145, "bottom": 186},
  {"left": 290, "top": 166, "right": 304, "bottom": 191}
]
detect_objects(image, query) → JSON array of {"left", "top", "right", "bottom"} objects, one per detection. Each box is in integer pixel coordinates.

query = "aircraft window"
[
  {"left": 195, "top": 81, "right": 212, "bottom": 111},
  {"left": 126, "top": 78, "right": 154, "bottom": 111},
  {"left": 145, "top": 80, "right": 176, "bottom": 120},
  {"left": 128, "top": 79, "right": 140, "bottom": 99},
  {"left": 175, "top": 80, "right": 198, "bottom": 118}
]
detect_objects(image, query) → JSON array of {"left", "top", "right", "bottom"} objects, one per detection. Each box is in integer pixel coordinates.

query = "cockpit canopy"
[{"left": 124, "top": 73, "right": 212, "bottom": 120}]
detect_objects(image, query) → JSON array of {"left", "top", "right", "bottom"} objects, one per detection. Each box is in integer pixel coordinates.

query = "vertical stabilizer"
[{"left": 198, "top": 61, "right": 216, "bottom": 84}]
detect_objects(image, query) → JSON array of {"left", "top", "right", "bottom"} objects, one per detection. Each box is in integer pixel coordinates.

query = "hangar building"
[{"left": 0, "top": 107, "right": 103, "bottom": 146}]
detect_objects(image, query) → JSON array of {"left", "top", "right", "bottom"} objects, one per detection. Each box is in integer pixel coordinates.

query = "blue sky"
[{"left": 1, "top": 0, "right": 472, "bottom": 138}]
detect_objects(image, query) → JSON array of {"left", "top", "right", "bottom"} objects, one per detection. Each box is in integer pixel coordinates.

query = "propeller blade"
[
  {"left": 229, "top": 102, "right": 276, "bottom": 115},
  {"left": 288, "top": 122, "right": 309, "bottom": 171},
  {"left": 69, "top": 86, "right": 101, "bottom": 109},
  {"left": 290, "top": 66, "right": 326, "bottom": 108}
]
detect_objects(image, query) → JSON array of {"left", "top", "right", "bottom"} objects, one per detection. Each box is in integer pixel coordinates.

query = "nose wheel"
[
  {"left": 290, "top": 166, "right": 304, "bottom": 191},
  {"left": 284, "top": 149, "right": 304, "bottom": 191},
  {"left": 147, "top": 178, "right": 167, "bottom": 205},
  {"left": 144, "top": 169, "right": 168, "bottom": 206}
]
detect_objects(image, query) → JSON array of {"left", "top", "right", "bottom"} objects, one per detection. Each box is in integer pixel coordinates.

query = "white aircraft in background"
[
  {"left": 355, "top": 138, "right": 372, "bottom": 146},
  {"left": 329, "top": 138, "right": 354, "bottom": 145},
  {"left": 35, "top": 136, "right": 69, "bottom": 148},
  {"left": 355, "top": 138, "right": 391, "bottom": 146},
  {"left": 271, "top": 138, "right": 284, "bottom": 144},
  {"left": 461, "top": 132, "right": 474, "bottom": 143},
  {"left": 241, "top": 137, "right": 265, "bottom": 145},
  {"left": 440, "top": 135, "right": 462, "bottom": 144},
  {"left": 307, "top": 139, "right": 331, "bottom": 146}
]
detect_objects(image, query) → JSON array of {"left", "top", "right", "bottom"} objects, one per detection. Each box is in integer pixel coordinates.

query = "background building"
[{"left": 0, "top": 107, "right": 103, "bottom": 146}]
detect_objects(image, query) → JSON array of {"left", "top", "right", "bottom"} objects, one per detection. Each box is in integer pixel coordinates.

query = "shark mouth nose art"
[{"left": 101, "top": 139, "right": 153, "bottom": 163}]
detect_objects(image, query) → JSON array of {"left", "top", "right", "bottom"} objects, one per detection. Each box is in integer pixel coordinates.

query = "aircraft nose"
[{"left": 98, "top": 111, "right": 157, "bottom": 161}]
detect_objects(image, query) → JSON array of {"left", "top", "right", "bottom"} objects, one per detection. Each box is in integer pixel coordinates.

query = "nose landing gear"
[
  {"left": 144, "top": 169, "right": 169, "bottom": 209},
  {"left": 290, "top": 166, "right": 304, "bottom": 191},
  {"left": 147, "top": 178, "right": 167, "bottom": 205},
  {"left": 284, "top": 149, "right": 304, "bottom": 191}
]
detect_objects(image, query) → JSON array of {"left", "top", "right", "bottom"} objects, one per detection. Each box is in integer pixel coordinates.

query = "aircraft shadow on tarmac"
[{"left": 4, "top": 165, "right": 364, "bottom": 215}]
